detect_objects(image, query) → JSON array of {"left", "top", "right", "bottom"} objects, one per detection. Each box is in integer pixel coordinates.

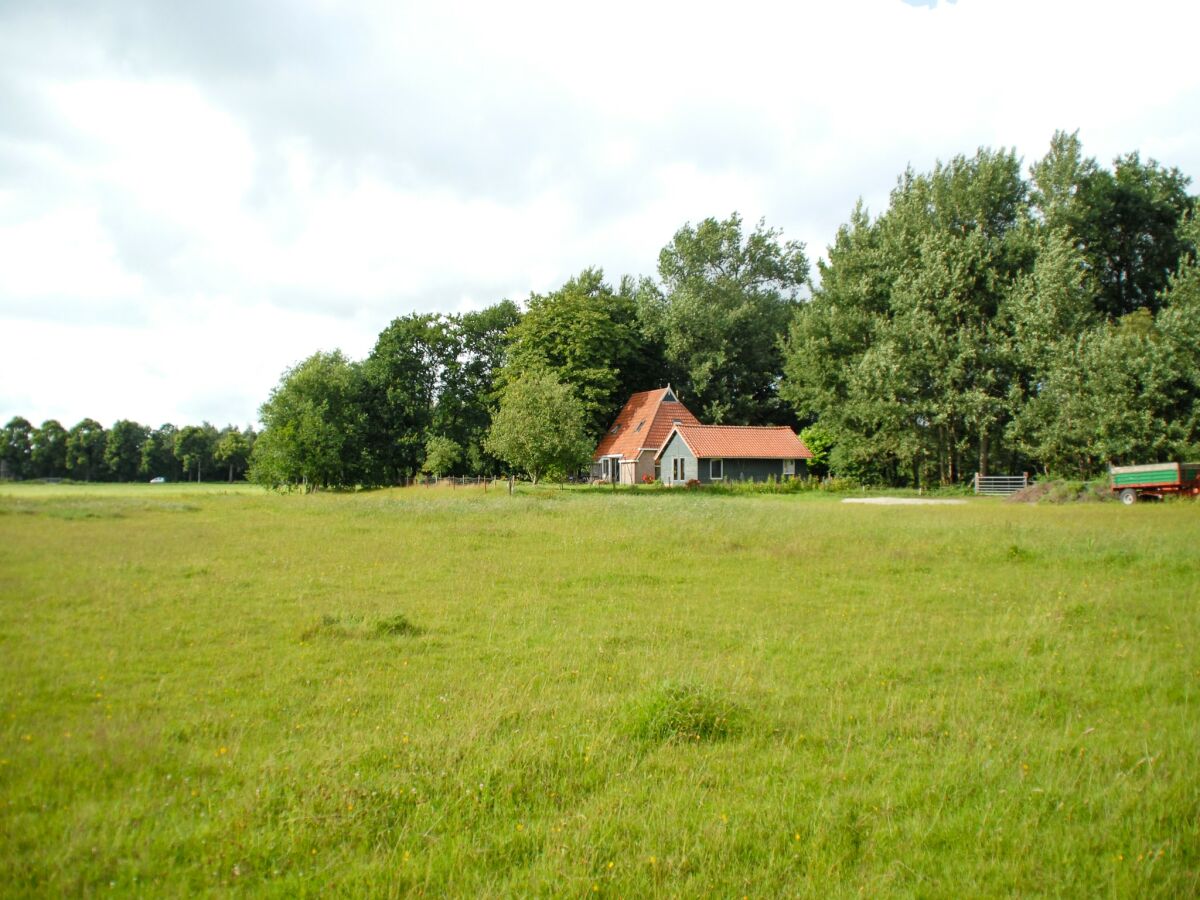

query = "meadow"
[{"left": 0, "top": 482, "right": 1197, "bottom": 897}]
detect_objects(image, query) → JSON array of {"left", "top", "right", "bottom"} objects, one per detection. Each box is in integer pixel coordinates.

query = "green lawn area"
[{"left": 1, "top": 483, "right": 1197, "bottom": 896}]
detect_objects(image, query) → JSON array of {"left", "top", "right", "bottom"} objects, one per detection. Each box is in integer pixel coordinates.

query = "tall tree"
[
  {"left": 174, "top": 425, "right": 214, "bottom": 482},
  {"left": 1, "top": 417, "right": 33, "bottom": 480},
  {"left": 251, "top": 350, "right": 365, "bottom": 490},
  {"left": 30, "top": 420, "right": 68, "bottom": 479},
  {"left": 66, "top": 419, "right": 107, "bottom": 482},
  {"left": 1032, "top": 132, "right": 1195, "bottom": 318},
  {"left": 140, "top": 424, "right": 183, "bottom": 481},
  {"left": 485, "top": 371, "right": 592, "bottom": 484},
  {"left": 360, "top": 314, "right": 457, "bottom": 484},
  {"left": 783, "top": 148, "right": 1032, "bottom": 484},
  {"left": 502, "top": 269, "right": 659, "bottom": 439},
  {"left": 214, "top": 428, "right": 252, "bottom": 482},
  {"left": 421, "top": 434, "right": 462, "bottom": 477},
  {"left": 434, "top": 300, "right": 522, "bottom": 474},
  {"left": 104, "top": 419, "right": 149, "bottom": 482},
  {"left": 640, "top": 213, "right": 809, "bottom": 424}
]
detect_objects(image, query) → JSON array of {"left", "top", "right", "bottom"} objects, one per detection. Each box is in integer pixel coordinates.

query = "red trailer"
[{"left": 1109, "top": 462, "right": 1200, "bottom": 505}]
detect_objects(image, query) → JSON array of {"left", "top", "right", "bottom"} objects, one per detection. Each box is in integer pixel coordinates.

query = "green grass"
[{"left": 1, "top": 483, "right": 1197, "bottom": 896}]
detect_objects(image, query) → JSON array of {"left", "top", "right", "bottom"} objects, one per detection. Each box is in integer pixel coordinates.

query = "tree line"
[
  {"left": 246, "top": 210, "right": 813, "bottom": 489},
  {"left": 784, "top": 132, "right": 1198, "bottom": 484},
  {"left": 4, "top": 132, "right": 1195, "bottom": 489},
  {"left": 253, "top": 133, "right": 1197, "bottom": 489},
  {"left": 0, "top": 418, "right": 256, "bottom": 483}
]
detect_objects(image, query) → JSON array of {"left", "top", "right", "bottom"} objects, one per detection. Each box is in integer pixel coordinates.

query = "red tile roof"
[
  {"left": 592, "top": 387, "right": 701, "bottom": 461},
  {"left": 655, "top": 424, "right": 813, "bottom": 460}
]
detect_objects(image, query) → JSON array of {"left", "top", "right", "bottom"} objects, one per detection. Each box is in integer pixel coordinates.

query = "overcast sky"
[{"left": 2, "top": 0, "right": 1198, "bottom": 430}]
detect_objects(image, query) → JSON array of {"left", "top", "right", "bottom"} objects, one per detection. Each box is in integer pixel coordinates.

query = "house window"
[
  {"left": 634, "top": 419, "right": 645, "bottom": 433},
  {"left": 672, "top": 458, "right": 686, "bottom": 481},
  {"left": 610, "top": 424, "right": 620, "bottom": 434},
  {"left": 654, "top": 463, "right": 661, "bottom": 482},
  {"left": 782, "top": 459, "right": 795, "bottom": 479},
  {"left": 710, "top": 459, "right": 723, "bottom": 480}
]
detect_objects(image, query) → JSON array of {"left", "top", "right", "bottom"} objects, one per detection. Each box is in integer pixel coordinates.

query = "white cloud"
[{"left": 1, "top": 0, "right": 1198, "bottom": 428}]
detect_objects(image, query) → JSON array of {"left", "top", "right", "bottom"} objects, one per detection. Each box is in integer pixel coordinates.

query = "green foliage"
[
  {"left": 784, "top": 148, "right": 1029, "bottom": 486},
  {"left": 798, "top": 423, "right": 835, "bottom": 477},
  {"left": 65, "top": 418, "right": 107, "bottom": 482},
  {"left": 1, "top": 416, "right": 33, "bottom": 479},
  {"left": 1010, "top": 258, "right": 1200, "bottom": 476},
  {"left": 103, "top": 420, "right": 149, "bottom": 482},
  {"left": 213, "top": 428, "right": 252, "bottom": 483},
  {"left": 361, "top": 303, "right": 521, "bottom": 482},
  {"left": 641, "top": 213, "right": 808, "bottom": 424},
  {"left": 421, "top": 434, "right": 462, "bottom": 477},
  {"left": 437, "top": 300, "right": 522, "bottom": 474},
  {"left": 174, "top": 425, "right": 215, "bottom": 483},
  {"left": 30, "top": 420, "right": 68, "bottom": 479},
  {"left": 502, "top": 268, "right": 657, "bottom": 439},
  {"left": 251, "top": 350, "right": 366, "bottom": 490},
  {"left": 140, "top": 424, "right": 181, "bottom": 482},
  {"left": 484, "top": 371, "right": 592, "bottom": 484},
  {"left": 784, "top": 136, "right": 1199, "bottom": 485},
  {"left": 360, "top": 314, "right": 457, "bottom": 483}
]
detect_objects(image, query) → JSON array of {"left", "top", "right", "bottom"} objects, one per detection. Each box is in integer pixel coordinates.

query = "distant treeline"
[
  {"left": 0, "top": 419, "right": 256, "bottom": 483},
  {"left": 5, "top": 132, "right": 1196, "bottom": 489}
]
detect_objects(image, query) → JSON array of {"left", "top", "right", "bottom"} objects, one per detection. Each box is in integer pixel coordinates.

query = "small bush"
[{"left": 628, "top": 682, "right": 742, "bottom": 744}]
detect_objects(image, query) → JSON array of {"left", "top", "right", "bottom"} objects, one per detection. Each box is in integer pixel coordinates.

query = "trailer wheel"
[{"left": 1119, "top": 488, "right": 1138, "bottom": 506}]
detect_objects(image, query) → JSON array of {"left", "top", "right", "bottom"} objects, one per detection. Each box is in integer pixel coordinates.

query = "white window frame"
[
  {"left": 710, "top": 458, "right": 723, "bottom": 480},
  {"left": 782, "top": 459, "right": 796, "bottom": 479},
  {"left": 672, "top": 457, "right": 686, "bottom": 482}
]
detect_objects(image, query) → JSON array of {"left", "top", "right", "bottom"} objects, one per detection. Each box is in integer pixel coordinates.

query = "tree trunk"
[
  {"left": 978, "top": 429, "right": 990, "bottom": 477},
  {"left": 228, "top": 463, "right": 233, "bottom": 483}
]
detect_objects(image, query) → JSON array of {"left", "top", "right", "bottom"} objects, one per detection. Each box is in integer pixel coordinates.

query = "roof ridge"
[{"left": 679, "top": 423, "right": 793, "bottom": 430}]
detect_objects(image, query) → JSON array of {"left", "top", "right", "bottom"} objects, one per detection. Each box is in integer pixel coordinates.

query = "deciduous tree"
[
  {"left": 502, "top": 269, "right": 658, "bottom": 439},
  {"left": 31, "top": 420, "right": 68, "bottom": 479},
  {"left": 641, "top": 214, "right": 808, "bottom": 424},
  {"left": 66, "top": 418, "right": 107, "bottom": 482},
  {"left": 484, "top": 372, "right": 592, "bottom": 484},
  {"left": 104, "top": 419, "right": 149, "bottom": 482},
  {"left": 1, "top": 417, "right": 33, "bottom": 480},
  {"left": 251, "top": 351, "right": 365, "bottom": 490}
]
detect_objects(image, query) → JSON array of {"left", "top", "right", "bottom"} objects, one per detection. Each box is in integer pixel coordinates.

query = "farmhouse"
[
  {"left": 656, "top": 424, "right": 813, "bottom": 484},
  {"left": 593, "top": 387, "right": 814, "bottom": 485},
  {"left": 592, "top": 387, "right": 701, "bottom": 484}
]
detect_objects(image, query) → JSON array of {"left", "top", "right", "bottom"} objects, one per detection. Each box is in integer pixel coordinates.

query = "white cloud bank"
[{"left": 1, "top": 0, "right": 1197, "bottom": 427}]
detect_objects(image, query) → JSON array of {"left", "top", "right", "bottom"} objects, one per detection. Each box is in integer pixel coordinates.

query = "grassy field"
[{"left": 1, "top": 483, "right": 1197, "bottom": 897}]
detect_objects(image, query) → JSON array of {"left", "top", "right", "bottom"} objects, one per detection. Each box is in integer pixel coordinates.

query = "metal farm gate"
[{"left": 973, "top": 473, "right": 1029, "bottom": 496}]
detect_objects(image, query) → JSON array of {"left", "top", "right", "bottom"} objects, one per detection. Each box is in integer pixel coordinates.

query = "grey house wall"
[
  {"left": 658, "top": 432, "right": 697, "bottom": 483},
  {"left": 657, "top": 433, "right": 810, "bottom": 484}
]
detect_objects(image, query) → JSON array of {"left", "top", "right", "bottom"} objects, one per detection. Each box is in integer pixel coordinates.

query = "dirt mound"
[
  {"left": 1006, "top": 481, "right": 1111, "bottom": 504},
  {"left": 1006, "top": 483, "right": 1053, "bottom": 503}
]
